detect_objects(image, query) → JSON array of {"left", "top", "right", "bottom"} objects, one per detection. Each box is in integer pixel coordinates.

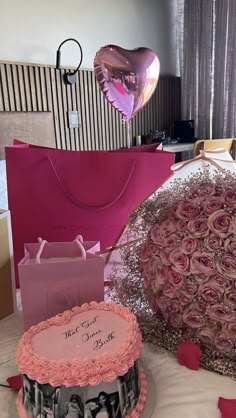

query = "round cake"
[{"left": 16, "top": 301, "right": 147, "bottom": 418}]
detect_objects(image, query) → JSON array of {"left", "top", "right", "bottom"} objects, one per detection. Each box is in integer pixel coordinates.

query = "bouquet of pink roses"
[
  {"left": 108, "top": 149, "right": 236, "bottom": 378},
  {"left": 140, "top": 181, "right": 236, "bottom": 355}
]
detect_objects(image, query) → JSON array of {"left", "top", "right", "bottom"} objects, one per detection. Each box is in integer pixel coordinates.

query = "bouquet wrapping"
[{"left": 108, "top": 148, "right": 236, "bottom": 379}]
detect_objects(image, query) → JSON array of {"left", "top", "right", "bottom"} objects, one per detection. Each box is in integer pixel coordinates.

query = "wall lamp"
[{"left": 56, "top": 38, "right": 83, "bottom": 85}]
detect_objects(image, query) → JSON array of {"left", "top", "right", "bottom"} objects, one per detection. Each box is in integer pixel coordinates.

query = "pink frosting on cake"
[
  {"left": 31, "top": 309, "right": 128, "bottom": 361},
  {"left": 16, "top": 302, "right": 143, "bottom": 387}
]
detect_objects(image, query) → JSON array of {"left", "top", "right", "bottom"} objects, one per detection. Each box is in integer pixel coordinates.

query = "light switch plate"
[{"left": 68, "top": 111, "right": 80, "bottom": 128}]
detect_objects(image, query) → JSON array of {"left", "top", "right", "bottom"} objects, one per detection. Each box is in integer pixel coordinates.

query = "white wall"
[{"left": 0, "top": 0, "right": 177, "bottom": 75}]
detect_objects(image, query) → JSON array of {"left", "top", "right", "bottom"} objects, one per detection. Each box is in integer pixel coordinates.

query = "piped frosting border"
[
  {"left": 16, "top": 302, "right": 142, "bottom": 386},
  {"left": 16, "top": 364, "right": 147, "bottom": 418}
]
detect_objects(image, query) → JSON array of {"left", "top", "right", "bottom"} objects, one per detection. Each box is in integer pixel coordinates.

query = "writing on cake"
[
  {"left": 63, "top": 314, "right": 116, "bottom": 351},
  {"left": 64, "top": 315, "right": 99, "bottom": 339},
  {"left": 93, "top": 331, "right": 116, "bottom": 351}
]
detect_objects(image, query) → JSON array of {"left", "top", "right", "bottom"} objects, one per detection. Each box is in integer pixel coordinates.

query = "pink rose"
[
  {"left": 151, "top": 278, "right": 161, "bottom": 294},
  {"left": 224, "top": 238, "right": 236, "bottom": 256},
  {"left": 207, "top": 304, "right": 232, "bottom": 322},
  {"left": 175, "top": 202, "right": 202, "bottom": 220},
  {"left": 169, "top": 248, "right": 190, "bottom": 274},
  {"left": 150, "top": 224, "right": 164, "bottom": 246},
  {"left": 142, "top": 256, "right": 161, "bottom": 278},
  {"left": 140, "top": 242, "right": 150, "bottom": 262},
  {"left": 155, "top": 269, "right": 168, "bottom": 286},
  {"left": 188, "top": 218, "right": 209, "bottom": 238},
  {"left": 164, "top": 234, "right": 180, "bottom": 248},
  {"left": 168, "top": 299, "right": 182, "bottom": 314},
  {"left": 168, "top": 268, "right": 184, "bottom": 288},
  {"left": 202, "top": 196, "right": 224, "bottom": 215},
  {"left": 208, "top": 210, "right": 233, "bottom": 238},
  {"left": 216, "top": 254, "right": 236, "bottom": 279},
  {"left": 204, "top": 234, "right": 224, "bottom": 251},
  {"left": 225, "top": 320, "right": 236, "bottom": 335},
  {"left": 147, "top": 295, "right": 162, "bottom": 316},
  {"left": 170, "top": 313, "right": 183, "bottom": 328},
  {"left": 179, "top": 293, "right": 192, "bottom": 306},
  {"left": 224, "top": 290, "right": 236, "bottom": 308},
  {"left": 182, "top": 237, "right": 198, "bottom": 254},
  {"left": 182, "top": 307, "right": 204, "bottom": 328},
  {"left": 162, "top": 282, "right": 177, "bottom": 298},
  {"left": 222, "top": 189, "right": 236, "bottom": 207},
  {"left": 176, "top": 219, "right": 188, "bottom": 232},
  {"left": 197, "top": 327, "right": 216, "bottom": 348},
  {"left": 206, "top": 320, "right": 219, "bottom": 331},
  {"left": 159, "top": 218, "right": 176, "bottom": 240},
  {"left": 147, "top": 242, "right": 159, "bottom": 256},
  {"left": 155, "top": 293, "right": 169, "bottom": 313},
  {"left": 140, "top": 241, "right": 159, "bottom": 262},
  {"left": 199, "top": 280, "right": 224, "bottom": 303},
  {"left": 185, "top": 189, "right": 202, "bottom": 203},
  {"left": 214, "top": 331, "right": 234, "bottom": 353},
  {"left": 210, "top": 274, "right": 231, "bottom": 290},
  {"left": 191, "top": 252, "right": 215, "bottom": 275},
  {"left": 184, "top": 282, "right": 198, "bottom": 296},
  {"left": 143, "top": 273, "right": 152, "bottom": 289},
  {"left": 159, "top": 248, "right": 172, "bottom": 266}
]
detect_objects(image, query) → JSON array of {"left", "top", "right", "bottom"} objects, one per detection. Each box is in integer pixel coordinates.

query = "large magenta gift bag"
[
  {"left": 18, "top": 236, "right": 104, "bottom": 330},
  {"left": 5, "top": 143, "right": 174, "bottom": 287}
]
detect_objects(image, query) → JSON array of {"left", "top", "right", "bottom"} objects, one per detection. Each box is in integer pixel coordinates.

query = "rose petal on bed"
[
  {"left": 218, "top": 397, "right": 236, "bottom": 418},
  {"left": 177, "top": 340, "right": 202, "bottom": 370},
  {"left": 6, "top": 374, "right": 22, "bottom": 391}
]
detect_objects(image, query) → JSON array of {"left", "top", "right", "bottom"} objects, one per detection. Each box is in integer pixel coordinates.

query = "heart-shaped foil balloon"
[{"left": 94, "top": 45, "right": 160, "bottom": 121}]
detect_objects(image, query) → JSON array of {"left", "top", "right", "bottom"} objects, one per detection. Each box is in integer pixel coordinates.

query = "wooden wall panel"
[
  {"left": 0, "top": 112, "right": 55, "bottom": 160},
  {"left": 0, "top": 61, "right": 180, "bottom": 152}
]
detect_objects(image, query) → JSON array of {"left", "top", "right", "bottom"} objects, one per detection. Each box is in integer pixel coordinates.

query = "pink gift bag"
[
  {"left": 5, "top": 142, "right": 174, "bottom": 287},
  {"left": 18, "top": 236, "right": 104, "bottom": 330}
]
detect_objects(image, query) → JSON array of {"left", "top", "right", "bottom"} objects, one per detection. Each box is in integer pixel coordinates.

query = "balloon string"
[
  {"left": 126, "top": 120, "right": 132, "bottom": 148},
  {"left": 120, "top": 117, "right": 132, "bottom": 148}
]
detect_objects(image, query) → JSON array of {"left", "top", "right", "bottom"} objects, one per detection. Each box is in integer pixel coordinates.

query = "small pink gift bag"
[{"left": 18, "top": 235, "right": 104, "bottom": 330}]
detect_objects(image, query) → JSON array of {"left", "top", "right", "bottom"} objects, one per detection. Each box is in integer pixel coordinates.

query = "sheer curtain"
[
  {"left": 213, "top": 0, "right": 236, "bottom": 138},
  {"left": 177, "top": 0, "right": 236, "bottom": 139},
  {"left": 177, "top": 0, "right": 213, "bottom": 139}
]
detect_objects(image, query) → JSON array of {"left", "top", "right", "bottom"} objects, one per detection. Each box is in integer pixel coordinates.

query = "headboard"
[{"left": 0, "top": 112, "right": 55, "bottom": 159}]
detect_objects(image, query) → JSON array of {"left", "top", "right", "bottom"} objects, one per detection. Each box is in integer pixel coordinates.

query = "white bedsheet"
[
  {"left": 0, "top": 314, "right": 23, "bottom": 418},
  {"left": 0, "top": 311, "right": 236, "bottom": 418}
]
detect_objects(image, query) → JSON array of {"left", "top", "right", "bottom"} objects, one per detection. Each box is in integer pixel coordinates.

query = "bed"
[
  {"left": 1, "top": 310, "right": 236, "bottom": 418},
  {"left": 1, "top": 156, "right": 236, "bottom": 418}
]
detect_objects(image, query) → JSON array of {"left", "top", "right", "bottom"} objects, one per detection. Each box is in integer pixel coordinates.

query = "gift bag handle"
[
  {"left": 36, "top": 235, "right": 86, "bottom": 263},
  {"left": 47, "top": 155, "right": 136, "bottom": 210},
  {"left": 74, "top": 234, "right": 87, "bottom": 259}
]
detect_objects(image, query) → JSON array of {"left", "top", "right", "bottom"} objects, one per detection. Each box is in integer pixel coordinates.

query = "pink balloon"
[{"left": 94, "top": 45, "right": 160, "bottom": 121}]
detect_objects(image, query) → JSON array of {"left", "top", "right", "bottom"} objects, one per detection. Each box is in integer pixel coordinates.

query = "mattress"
[{"left": 0, "top": 308, "right": 235, "bottom": 418}]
